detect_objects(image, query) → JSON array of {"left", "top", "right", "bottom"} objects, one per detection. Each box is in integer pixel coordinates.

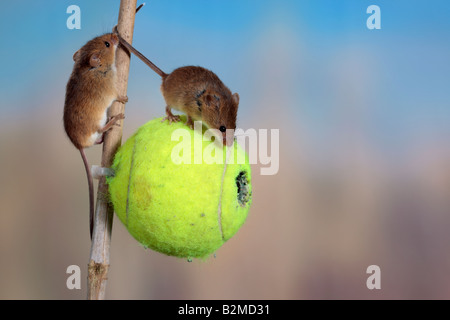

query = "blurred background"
[{"left": 1, "top": 0, "right": 450, "bottom": 299}]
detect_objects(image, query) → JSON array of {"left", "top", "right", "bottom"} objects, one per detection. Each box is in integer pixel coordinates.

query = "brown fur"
[
  {"left": 116, "top": 35, "right": 239, "bottom": 146},
  {"left": 63, "top": 33, "right": 124, "bottom": 149},
  {"left": 63, "top": 33, "right": 127, "bottom": 239},
  {"left": 162, "top": 66, "right": 239, "bottom": 145}
]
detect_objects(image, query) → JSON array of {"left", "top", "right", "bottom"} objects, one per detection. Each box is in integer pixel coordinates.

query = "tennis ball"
[{"left": 107, "top": 116, "right": 252, "bottom": 259}]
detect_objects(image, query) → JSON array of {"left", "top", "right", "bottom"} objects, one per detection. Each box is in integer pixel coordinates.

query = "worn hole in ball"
[{"left": 236, "top": 171, "right": 250, "bottom": 207}]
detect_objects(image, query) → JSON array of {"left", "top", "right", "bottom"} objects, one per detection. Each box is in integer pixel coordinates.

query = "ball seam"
[
  {"left": 216, "top": 146, "right": 233, "bottom": 242},
  {"left": 125, "top": 137, "right": 137, "bottom": 226}
]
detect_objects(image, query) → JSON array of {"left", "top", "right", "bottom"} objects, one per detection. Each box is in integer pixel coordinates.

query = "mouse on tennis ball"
[{"left": 113, "top": 29, "right": 239, "bottom": 147}]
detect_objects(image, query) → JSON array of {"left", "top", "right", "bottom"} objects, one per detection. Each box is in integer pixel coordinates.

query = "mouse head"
[
  {"left": 201, "top": 91, "right": 240, "bottom": 146},
  {"left": 72, "top": 33, "right": 119, "bottom": 71}
]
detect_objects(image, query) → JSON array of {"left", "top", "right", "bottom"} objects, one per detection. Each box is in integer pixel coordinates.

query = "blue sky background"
[
  {"left": 1, "top": 0, "right": 449, "bottom": 164},
  {"left": 1, "top": 0, "right": 450, "bottom": 299}
]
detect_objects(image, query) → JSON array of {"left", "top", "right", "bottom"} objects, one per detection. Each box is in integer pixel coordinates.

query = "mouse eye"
[
  {"left": 104, "top": 41, "right": 110, "bottom": 48},
  {"left": 219, "top": 126, "right": 226, "bottom": 133}
]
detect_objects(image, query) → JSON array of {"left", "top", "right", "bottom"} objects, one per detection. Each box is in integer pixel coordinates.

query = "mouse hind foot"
[{"left": 161, "top": 106, "right": 181, "bottom": 124}]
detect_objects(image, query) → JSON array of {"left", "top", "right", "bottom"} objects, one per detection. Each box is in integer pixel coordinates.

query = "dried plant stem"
[{"left": 87, "top": 0, "right": 137, "bottom": 300}]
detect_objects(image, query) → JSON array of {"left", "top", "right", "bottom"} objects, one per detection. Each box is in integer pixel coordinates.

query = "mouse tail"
[
  {"left": 116, "top": 33, "right": 167, "bottom": 78},
  {"left": 79, "top": 148, "right": 94, "bottom": 240}
]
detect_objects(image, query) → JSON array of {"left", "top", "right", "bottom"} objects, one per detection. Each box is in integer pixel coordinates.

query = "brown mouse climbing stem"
[
  {"left": 87, "top": 0, "right": 138, "bottom": 300},
  {"left": 64, "top": 32, "right": 127, "bottom": 239}
]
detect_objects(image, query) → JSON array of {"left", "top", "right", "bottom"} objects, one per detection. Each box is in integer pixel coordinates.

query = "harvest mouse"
[
  {"left": 114, "top": 31, "right": 239, "bottom": 146},
  {"left": 63, "top": 32, "right": 128, "bottom": 238}
]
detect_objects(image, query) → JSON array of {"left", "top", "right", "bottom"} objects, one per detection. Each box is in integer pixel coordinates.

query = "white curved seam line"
[
  {"left": 126, "top": 138, "right": 137, "bottom": 226},
  {"left": 217, "top": 146, "right": 232, "bottom": 241}
]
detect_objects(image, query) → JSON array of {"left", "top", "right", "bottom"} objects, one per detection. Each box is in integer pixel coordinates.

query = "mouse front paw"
[{"left": 117, "top": 95, "right": 128, "bottom": 104}]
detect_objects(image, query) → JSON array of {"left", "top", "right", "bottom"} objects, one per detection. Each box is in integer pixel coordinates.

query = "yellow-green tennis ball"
[{"left": 107, "top": 116, "right": 252, "bottom": 259}]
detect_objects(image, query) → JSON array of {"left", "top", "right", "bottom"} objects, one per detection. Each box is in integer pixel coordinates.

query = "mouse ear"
[
  {"left": 72, "top": 49, "right": 81, "bottom": 62},
  {"left": 232, "top": 93, "right": 240, "bottom": 106},
  {"left": 89, "top": 52, "right": 101, "bottom": 68}
]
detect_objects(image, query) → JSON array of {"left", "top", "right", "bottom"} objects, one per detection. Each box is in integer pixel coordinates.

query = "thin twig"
[{"left": 87, "top": 0, "right": 137, "bottom": 300}]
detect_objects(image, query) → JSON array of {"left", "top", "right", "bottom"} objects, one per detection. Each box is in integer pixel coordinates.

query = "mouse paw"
[
  {"left": 161, "top": 114, "right": 181, "bottom": 124},
  {"left": 113, "top": 114, "right": 125, "bottom": 127},
  {"left": 99, "top": 114, "right": 125, "bottom": 133},
  {"left": 117, "top": 95, "right": 128, "bottom": 104}
]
